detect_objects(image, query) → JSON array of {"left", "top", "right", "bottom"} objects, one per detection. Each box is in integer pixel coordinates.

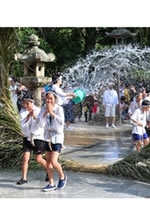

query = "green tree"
[
  {"left": 0, "top": 28, "right": 19, "bottom": 91},
  {"left": 136, "top": 27, "right": 150, "bottom": 46}
]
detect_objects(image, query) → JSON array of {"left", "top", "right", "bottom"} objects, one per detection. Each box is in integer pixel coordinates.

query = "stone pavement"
[
  {"left": 1, "top": 169, "right": 150, "bottom": 198},
  {"left": 1, "top": 121, "right": 150, "bottom": 198}
]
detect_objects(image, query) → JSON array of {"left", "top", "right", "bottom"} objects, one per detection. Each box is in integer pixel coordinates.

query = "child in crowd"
[
  {"left": 120, "top": 96, "right": 129, "bottom": 122},
  {"left": 37, "top": 91, "right": 67, "bottom": 191},
  {"left": 83, "top": 104, "right": 88, "bottom": 122},
  {"left": 130, "top": 99, "right": 150, "bottom": 152},
  {"left": 128, "top": 93, "right": 143, "bottom": 118}
]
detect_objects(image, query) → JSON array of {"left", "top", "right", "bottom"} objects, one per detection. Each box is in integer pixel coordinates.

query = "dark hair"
[
  {"left": 120, "top": 96, "right": 126, "bottom": 101},
  {"left": 142, "top": 99, "right": 150, "bottom": 107},
  {"left": 52, "top": 73, "right": 62, "bottom": 84},
  {"left": 46, "top": 90, "right": 57, "bottom": 99},
  {"left": 22, "top": 91, "right": 34, "bottom": 101},
  {"left": 146, "top": 89, "right": 150, "bottom": 94}
]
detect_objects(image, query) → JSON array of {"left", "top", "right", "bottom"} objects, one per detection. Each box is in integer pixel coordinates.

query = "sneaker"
[
  {"left": 57, "top": 175, "right": 67, "bottom": 189},
  {"left": 112, "top": 124, "right": 117, "bottom": 128},
  {"left": 16, "top": 178, "right": 28, "bottom": 185},
  {"left": 66, "top": 125, "right": 74, "bottom": 130},
  {"left": 105, "top": 124, "right": 109, "bottom": 128},
  {"left": 45, "top": 173, "right": 49, "bottom": 182},
  {"left": 42, "top": 184, "right": 56, "bottom": 192},
  {"left": 68, "top": 125, "right": 74, "bottom": 129}
]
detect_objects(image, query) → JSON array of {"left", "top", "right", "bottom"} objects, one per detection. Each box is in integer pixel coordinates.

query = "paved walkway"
[
  {"left": 1, "top": 169, "right": 150, "bottom": 198},
  {"left": 1, "top": 121, "right": 150, "bottom": 199}
]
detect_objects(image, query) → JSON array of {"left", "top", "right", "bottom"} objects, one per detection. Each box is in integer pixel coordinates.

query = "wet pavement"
[
  {"left": 63, "top": 121, "right": 135, "bottom": 165},
  {"left": 1, "top": 121, "right": 150, "bottom": 198}
]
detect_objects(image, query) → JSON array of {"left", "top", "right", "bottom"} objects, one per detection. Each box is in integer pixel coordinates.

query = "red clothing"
[{"left": 92, "top": 103, "right": 98, "bottom": 113}]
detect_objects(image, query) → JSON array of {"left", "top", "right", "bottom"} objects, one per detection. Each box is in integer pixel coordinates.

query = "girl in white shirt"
[
  {"left": 130, "top": 100, "right": 150, "bottom": 152},
  {"left": 16, "top": 96, "right": 47, "bottom": 185},
  {"left": 37, "top": 91, "right": 67, "bottom": 191}
]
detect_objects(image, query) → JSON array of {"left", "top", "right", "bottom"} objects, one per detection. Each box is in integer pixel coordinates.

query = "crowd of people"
[
  {"left": 102, "top": 81, "right": 150, "bottom": 153},
  {"left": 8, "top": 74, "right": 150, "bottom": 191}
]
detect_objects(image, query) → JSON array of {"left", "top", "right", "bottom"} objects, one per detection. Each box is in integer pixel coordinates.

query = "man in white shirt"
[{"left": 102, "top": 82, "right": 119, "bottom": 128}]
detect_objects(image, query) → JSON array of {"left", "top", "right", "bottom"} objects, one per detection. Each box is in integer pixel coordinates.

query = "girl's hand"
[
  {"left": 30, "top": 110, "right": 36, "bottom": 119},
  {"left": 26, "top": 110, "right": 35, "bottom": 122},
  {"left": 46, "top": 103, "right": 55, "bottom": 117},
  {"left": 47, "top": 103, "right": 54, "bottom": 113}
]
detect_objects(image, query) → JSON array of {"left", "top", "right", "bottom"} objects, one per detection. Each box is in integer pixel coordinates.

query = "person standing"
[
  {"left": 120, "top": 96, "right": 129, "bottom": 122},
  {"left": 143, "top": 90, "right": 150, "bottom": 141},
  {"left": 128, "top": 93, "right": 143, "bottom": 118},
  {"left": 84, "top": 94, "right": 95, "bottom": 122},
  {"left": 102, "top": 82, "right": 119, "bottom": 128},
  {"left": 16, "top": 82, "right": 29, "bottom": 112},
  {"left": 8, "top": 77, "right": 18, "bottom": 111},
  {"left": 51, "top": 74, "right": 76, "bottom": 106},
  {"left": 16, "top": 94, "right": 48, "bottom": 185},
  {"left": 51, "top": 74, "right": 76, "bottom": 132},
  {"left": 124, "top": 84, "right": 130, "bottom": 103},
  {"left": 130, "top": 99, "right": 150, "bottom": 152},
  {"left": 37, "top": 91, "right": 67, "bottom": 191},
  {"left": 63, "top": 99, "right": 75, "bottom": 129}
]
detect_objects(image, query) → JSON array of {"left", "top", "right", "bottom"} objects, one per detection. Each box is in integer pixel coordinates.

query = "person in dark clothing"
[
  {"left": 63, "top": 99, "right": 75, "bottom": 129},
  {"left": 16, "top": 83, "right": 29, "bottom": 112},
  {"left": 83, "top": 94, "right": 94, "bottom": 122},
  {"left": 73, "top": 102, "right": 82, "bottom": 121}
]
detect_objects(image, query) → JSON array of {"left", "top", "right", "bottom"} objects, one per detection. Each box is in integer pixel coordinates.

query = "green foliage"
[
  {"left": 136, "top": 28, "right": 150, "bottom": 46},
  {"left": 0, "top": 28, "right": 19, "bottom": 88},
  {"left": 11, "top": 27, "right": 150, "bottom": 77},
  {"left": 2, "top": 27, "right": 150, "bottom": 84},
  {"left": 131, "top": 69, "right": 150, "bottom": 84},
  {"left": 16, "top": 28, "right": 38, "bottom": 51},
  {"left": 0, "top": 90, "right": 23, "bottom": 169},
  {"left": 108, "top": 143, "right": 150, "bottom": 183},
  {"left": 0, "top": 90, "right": 22, "bottom": 136}
]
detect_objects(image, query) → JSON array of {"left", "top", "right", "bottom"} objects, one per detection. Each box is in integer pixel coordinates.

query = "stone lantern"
[
  {"left": 106, "top": 28, "right": 136, "bottom": 45},
  {"left": 14, "top": 34, "right": 55, "bottom": 106}
]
